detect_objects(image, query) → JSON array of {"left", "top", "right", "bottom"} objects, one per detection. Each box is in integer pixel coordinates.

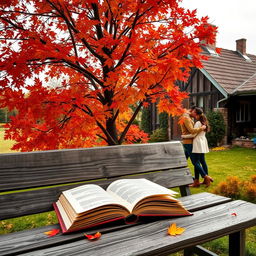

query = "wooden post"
[
  {"left": 184, "top": 245, "right": 219, "bottom": 256},
  {"left": 229, "top": 230, "right": 246, "bottom": 256},
  {"left": 179, "top": 185, "right": 191, "bottom": 197},
  {"left": 184, "top": 247, "right": 193, "bottom": 256}
]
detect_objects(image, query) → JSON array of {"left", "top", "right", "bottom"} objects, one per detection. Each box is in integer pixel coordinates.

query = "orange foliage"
[
  {"left": 213, "top": 176, "right": 256, "bottom": 203},
  {"left": 0, "top": 0, "right": 217, "bottom": 151},
  {"left": 251, "top": 175, "right": 256, "bottom": 184},
  {"left": 216, "top": 176, "right": 241, "bottom": 198}
]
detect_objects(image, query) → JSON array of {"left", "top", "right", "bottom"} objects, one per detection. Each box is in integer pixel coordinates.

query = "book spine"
[
  {"left": 124, "top": 214, "right": 138, "bottom": 224},
  {"left": 53, "top": 202, "right": 67, "bottom": 233}
]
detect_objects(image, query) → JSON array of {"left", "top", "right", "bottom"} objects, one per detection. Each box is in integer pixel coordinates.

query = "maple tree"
[{"left": 0, "top": 0, "right": 217, "bottom": 151}]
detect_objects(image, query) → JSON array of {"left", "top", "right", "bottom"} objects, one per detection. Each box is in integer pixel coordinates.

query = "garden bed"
[{"left": 232, "top": 138, "right": 255, "bottom": 148}]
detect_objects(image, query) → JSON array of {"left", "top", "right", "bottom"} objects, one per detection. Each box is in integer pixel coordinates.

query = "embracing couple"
[{"left": 180, "top": 106, "right": 213, "bottom": 187}]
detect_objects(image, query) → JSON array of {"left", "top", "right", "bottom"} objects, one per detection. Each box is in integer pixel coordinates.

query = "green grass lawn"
[
  {"left": 188, "top": 146, "right": 256, "bottom": 195},
  {"left": 0, "top": 129, "right": 255, "bottom": 255}
]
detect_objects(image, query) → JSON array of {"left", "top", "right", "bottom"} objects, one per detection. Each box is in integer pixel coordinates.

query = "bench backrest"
[{"left": 0, "top": 141, "right": 193, "bottom": 220}]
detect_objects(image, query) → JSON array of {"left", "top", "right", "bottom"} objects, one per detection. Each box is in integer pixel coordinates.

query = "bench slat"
[
  {"left": 0, "top": 167, "right": 193, "bottom": 220},
  {"left": 15, "top": 200, "right": 256, "bottom": 256},
  {"left": 0, "top": 142, "right": 187, "bottom": 192},
  {"left": 0, "top": 192, "right": 232, "bottom": 256}
]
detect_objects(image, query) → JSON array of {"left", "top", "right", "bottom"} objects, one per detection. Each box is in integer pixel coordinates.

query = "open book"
[{"left": 53, "top": 179, "right": 192, "bottom": 233}]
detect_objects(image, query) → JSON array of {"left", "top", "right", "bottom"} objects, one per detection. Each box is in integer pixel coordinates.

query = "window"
[
  {"left": 206, "top": 47, "right": 219, "bottom": 57},
  {"left": 236, "top": 102, "right": 251, "bottom": 122},
  {"left": 198, "top": 96, "right": 204, "bottom": 108}
]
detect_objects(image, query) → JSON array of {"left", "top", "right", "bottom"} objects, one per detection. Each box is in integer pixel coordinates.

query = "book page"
[
  {"left": 107, "top": 179, "right": 178, "bottom": 210},
  {"left": 63, "top": 184, "right": 127, "bottom": 214},
  {"left": 56, "top": 200, "right": 73, "bottom": 230}
]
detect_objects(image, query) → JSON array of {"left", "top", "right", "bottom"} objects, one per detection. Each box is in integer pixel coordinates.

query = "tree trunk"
[{"left": 106, "top": 118, "right": 119, "bottom": 145}]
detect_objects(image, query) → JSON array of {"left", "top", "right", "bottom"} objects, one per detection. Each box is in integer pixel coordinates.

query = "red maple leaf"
[
  {"left": 44, "top": 229, "right": 60, "bottom": 237},
  {"left": 84, "top": 232, "right": 101, "bottom": 241}
]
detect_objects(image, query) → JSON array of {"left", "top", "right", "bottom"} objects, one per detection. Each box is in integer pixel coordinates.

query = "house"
[{"left": 149, "top": 38, "right": 256, "bottom": 144}]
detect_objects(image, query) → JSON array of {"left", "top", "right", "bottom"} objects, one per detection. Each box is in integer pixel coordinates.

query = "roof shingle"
[{"left": 202, "top": 48, "right": 256, "bottom": 95}]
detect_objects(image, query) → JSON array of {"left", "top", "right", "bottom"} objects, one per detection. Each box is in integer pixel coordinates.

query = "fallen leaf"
[
  {"left": 175, "top": 226, "right": 185, "bottom": 235},
  {"left": 84, "top": 231, "right": 101, "bottom": 241},
  {"left": 44, "top": 229, "right": 60, "bottom": 237},
  {"left": 6, "top": 224, "right": 13, "bottom": 230},
  {"left": 167, "top": 223, "right": 185, "bottom": 236}
]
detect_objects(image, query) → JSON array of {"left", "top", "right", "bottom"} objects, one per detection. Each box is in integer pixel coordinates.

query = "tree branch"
[
  {"left": 96, "top": 133, "right": 108, "bottom": 143},
  {"left": 111, "top": 109, "right": 119, "bottom": 124},
  {"left": 113, "top": 9, "right": 141, "bottom": 70},
  {"left": 63, "top": 59, "right": 104, "bottom": 87},
  {"left": 96, "top": 120, "right": 117, "bottom": 145},
  {"left": 73, "top": 103, "right": 117, "bottom": 145},
  {"left": 0, "top": 9, "right": 59, "bottom": 18},
  {"left": 118, "top": 101, "right": 143, "bottom": 144},
  {"left": 0, "top": 16, "right": 26, "bottom": 30}
]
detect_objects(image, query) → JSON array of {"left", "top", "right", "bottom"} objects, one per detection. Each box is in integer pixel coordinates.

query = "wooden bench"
[{"left": 0, "top": 141, "right": 255, "bottom": 256}]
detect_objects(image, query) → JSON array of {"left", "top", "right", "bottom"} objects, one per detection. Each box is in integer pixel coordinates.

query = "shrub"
[
  {"left": 0, "top": 109, "right": 6, "bottom": 123},
  {"left": 159, "top": 112, "right": 168, "bottom": 130},
  {"left": 140, "top": 107, "right": 151, "bottom": 134},
  {"left": 149, "top": 128, "right": 168, "bottom": 142},
  {"left": 206, "top": 111, "right": 226, "bottom": 147},
  {"left": 251, "top": 175, "right": 256, "bottom": 184},
  {"left": 213, "top": 176, "right": 241, "bottom": 199},
  {"left": 0, "top": 108, "right": 17, "bottom": 123},
  {"left": 159, "top": 111, "right": 169, "bottom": 139},
  {"left": 213, "top": 175, "right": 256, "bottom": 203}
]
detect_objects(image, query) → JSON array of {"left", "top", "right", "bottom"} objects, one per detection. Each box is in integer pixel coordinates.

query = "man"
[{"left": 179, "top": 106, "right": 206, "bottom": 187}]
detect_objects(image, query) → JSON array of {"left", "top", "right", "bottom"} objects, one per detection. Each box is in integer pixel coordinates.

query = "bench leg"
[
  {"left": 179, "top": 185, "right": 191, "bottom": 197},
  {"left": 184, "top": 230, "right": 246, "bottom": 256},
  {"left": 184, "top": 247, "right": 193, "bottom": 256},
  {"left": 184, "top": 245, "right": 218, "bottom": 256},
  {"left": 229, "top": 230, "right": 246, "bottom": 256}
]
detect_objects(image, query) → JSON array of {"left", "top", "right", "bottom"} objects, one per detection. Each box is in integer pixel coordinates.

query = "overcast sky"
[{"left": 181, "top": 0, "right": 256, "bottom": 55}]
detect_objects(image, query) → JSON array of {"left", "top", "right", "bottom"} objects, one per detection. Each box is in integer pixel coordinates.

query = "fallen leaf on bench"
[
  {"left": 231, "top": 212, "right": 237, "bottom": 216},
  {"left": 167, "top": 223, "right": 185, "bottom": 236},
  {"left": 44, "top": 229, "right": 60, "bottom": 237},
  {"left": 84, "top": 232, "right": 101, "bottom": 241}
]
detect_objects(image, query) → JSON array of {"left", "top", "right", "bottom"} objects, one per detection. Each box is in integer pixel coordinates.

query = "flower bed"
[{"left": 232, "top": 138, "right": 255, "bottom": 148}]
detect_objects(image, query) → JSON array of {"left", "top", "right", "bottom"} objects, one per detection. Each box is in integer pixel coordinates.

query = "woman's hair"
[{"left": 194, "top": 107, "right": 210, "bottom": 132}]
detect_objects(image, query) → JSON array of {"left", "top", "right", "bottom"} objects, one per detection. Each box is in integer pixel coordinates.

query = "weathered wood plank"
[
  {"left": 0, "top": 167, "right": 193, "bottom": 220},
  {"left": 16, "top": 200, "right": 256, "bottom": 256},
  {"left": 0, "top": 142, "right": 187, "bottom": 192},
  {"left": 0, "top": 193, "right": 231, "bottom": 256}
]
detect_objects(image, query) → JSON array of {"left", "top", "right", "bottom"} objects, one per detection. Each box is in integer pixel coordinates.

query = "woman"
[{"left": 182, "top": 107, "right": 213, "bottom": 187}]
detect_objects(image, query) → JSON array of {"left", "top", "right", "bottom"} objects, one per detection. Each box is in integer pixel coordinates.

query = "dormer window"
[{"left": 205, "top": 46, "right": 219, "bottom": 57}]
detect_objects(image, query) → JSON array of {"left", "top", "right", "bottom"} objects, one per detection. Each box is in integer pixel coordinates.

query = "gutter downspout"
[{"left": 216, "top": 96, "right": 228, "bottom": 108}]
